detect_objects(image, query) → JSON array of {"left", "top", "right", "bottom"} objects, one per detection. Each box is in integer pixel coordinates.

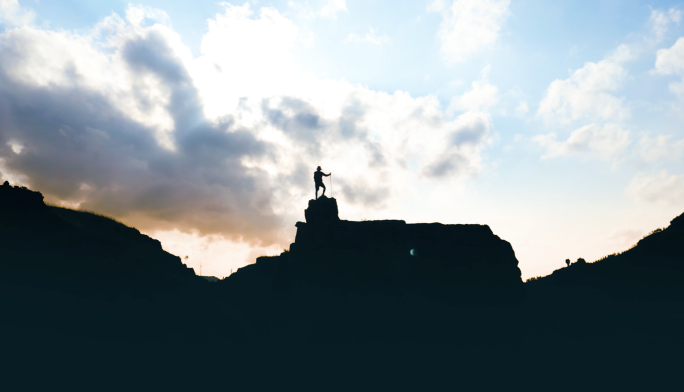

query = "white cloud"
[
  {"left": 448, "top": 80, "right": 499, "bottom": 113},
  {"left": 343, "top": 28, "right": 390, "bottom": 45},
  {"left": 626, "top": 170, "right": 684, "bottom": 205},
  {"left": 655, "top": 37, "right": 684, "bottom": 75},
  {"left": 537, "top": 45, "right": 632, "bottom": 124},
  {"left": 650, "top": 8, "right": 682, "bottom": 41},
  {"left": 637, "top": 134, "right": 684, "bottom": 162},
  {"left": 192, "top": 3, "right": 300, "bottom": 119},
  {"left": 14, "top": 15, "right": 192, "bottom": 150},
  {"left": 319, "top": 0, "right": 347, "bottom": 19},
  {"left": 654, "top": 37, "right": 684, "bottom": 99},
  {"left": 125, "top": 4, "right": 171, "bottom": 27},
  {"left": 428, "top": 0, "right": 510, "bottom": 63},
  {"left": 0, "top": 0, "right": 34, "bottom": 27},
  {"left": 448, "top": 65, "right": 498, "bottom": 113},
  {"left": 7, "top": 140, "right": 23, "bottom": 154},
  {"left": 533, "top": 123, "right": 631, "bottom": 160},
  {"left": 0, "top": 7, "right": 288, "bottom": 243}
]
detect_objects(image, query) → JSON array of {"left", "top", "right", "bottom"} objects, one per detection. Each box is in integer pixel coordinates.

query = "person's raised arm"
[{"left": 324, "top": 172, "right": 331, "bottom": 177}]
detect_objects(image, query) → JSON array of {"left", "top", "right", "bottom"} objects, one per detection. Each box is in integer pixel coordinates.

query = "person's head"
[{"left": 316, "top": 166, "right": 322, "bottom": 171}]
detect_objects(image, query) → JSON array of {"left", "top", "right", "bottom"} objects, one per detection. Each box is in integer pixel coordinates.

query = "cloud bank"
[{"left": 0, "top": 4, "right": 492, "bottom": 249}]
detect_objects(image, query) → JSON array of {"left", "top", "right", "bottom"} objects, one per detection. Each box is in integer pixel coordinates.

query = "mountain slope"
[
  {"left": 0, "top": 181, "right": 195, "bottom": 294},
  {"left": 527, "top": 211, "right": 684, "bottom": 296}
]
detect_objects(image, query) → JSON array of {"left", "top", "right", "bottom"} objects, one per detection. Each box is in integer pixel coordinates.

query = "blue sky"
[{"left": 1, "top": 0, "right": 683, "bottom": 279}]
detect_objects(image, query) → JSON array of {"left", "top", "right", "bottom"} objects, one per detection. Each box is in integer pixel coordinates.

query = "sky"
[{"left": 1, "top": 0, "right": 683, "bottom": 280}]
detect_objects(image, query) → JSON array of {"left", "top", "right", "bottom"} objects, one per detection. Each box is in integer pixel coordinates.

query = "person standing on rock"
[{"left": 314, "top": 166, "right": 331, "bottom": 199}]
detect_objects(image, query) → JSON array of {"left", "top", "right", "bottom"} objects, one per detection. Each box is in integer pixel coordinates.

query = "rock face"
[
  {"left": 304, "top": 196, "right": 340, "bottom": 224},
  {"left": 1, "top": 181, "right": 47, "bottom": 213},
  {"left": 268, "top": 197, "right": 525, "bottom": 306}
]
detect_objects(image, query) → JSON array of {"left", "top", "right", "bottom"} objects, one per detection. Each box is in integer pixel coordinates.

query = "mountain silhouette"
[
  {"left": 527, "top": 211, "right": 684, "bottom": 299},
  {"left": 2, "top": 182, "right": 683, "bottom": 388},
  {"left": 0, "top": 181, "right": 196, "bottom": 296},
  {"left": 217, "top": 197, "right": 684, "bottom": 387},
  {"left": 220, "top": 196, "right": 525, "bottom": 342},
  {"left": 280, "top": 196, "right": 524, "bottom": 305},
  {"left": 0, "top": 181, "right": 271, "bottom": 389}
]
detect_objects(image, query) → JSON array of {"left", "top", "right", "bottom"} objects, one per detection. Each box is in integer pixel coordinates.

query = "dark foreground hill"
[
  {"left": 217, "top": 197, "right": 684, "bottom": 387},
  {"left": 1, "top": 183, "right": 683, "bottom": 389},
  {"left": 523, "top": 210, "right": 684, "bottom": 340},
  {"left": 519, "top": 211, "right": 684, "bottom": 379},
  {"left": 0, "top": 181, "right": 196, "bottom": 295},
  {"left": 0, "top": 182, "right": 259, "bottom": 389},
  {"left": 529, "top": 211, "right": 684, "bottom": 294}
]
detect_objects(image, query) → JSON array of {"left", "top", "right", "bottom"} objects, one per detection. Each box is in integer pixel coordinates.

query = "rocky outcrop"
[
  {"left": 1, "top": 181, "right": 48, "bottom": 213},
  {"left": 304, "top": 195, "right": 340, "bottom": 224},
  {"left": 268, "top": 197, "right": 525, "bottom": 306}
]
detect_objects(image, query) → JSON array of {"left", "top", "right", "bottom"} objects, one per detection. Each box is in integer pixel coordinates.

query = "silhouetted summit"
[
  {"left": 0, "top": 182, "right": 195, "bottom": 295},
  {"left": 226, "top": 196, "right": 525, "bottom": 307},
  {"left": 304, "top": 195, "right": 340, "bottom": 224}
]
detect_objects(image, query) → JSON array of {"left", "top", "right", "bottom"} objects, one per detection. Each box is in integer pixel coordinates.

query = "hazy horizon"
[{"left": 1, "top": 0, "right": 683, "bottom": 279}]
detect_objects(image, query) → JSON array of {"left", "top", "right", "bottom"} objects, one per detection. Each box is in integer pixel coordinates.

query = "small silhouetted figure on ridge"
[
  {"left": 565, "top": 259, "right": 570, "bottom": 267},
  {"left": 314, "top": 166, "right": 331, "bottom": 199}
]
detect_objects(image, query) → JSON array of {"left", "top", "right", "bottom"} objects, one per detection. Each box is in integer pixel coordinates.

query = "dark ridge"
[
  {"left": 2, "top": 181, "right": 683, "bottom": 388},
  {"left": 0, "top": 181, "right": 49, "bottom": 212},
  {"left": 0, "top": 180, "right": 196, "bottom": 296},
  {"left": 527, "top": 210, "right": 684, "bottom": 300}
]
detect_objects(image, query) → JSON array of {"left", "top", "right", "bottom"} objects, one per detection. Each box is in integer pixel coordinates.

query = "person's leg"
[
  {"left": 319, "top": 182, "right": 326, "bottom": 197},
  {"left": 315, "top": 183, "right": 320, "bottom": 199}
]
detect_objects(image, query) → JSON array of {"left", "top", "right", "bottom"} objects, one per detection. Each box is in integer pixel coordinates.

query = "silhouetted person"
[
  {"left": 314, "top": 166, "right": 331, "bottom": 199},
  {"left": 565, "top": 259, "right": 570, "bottom": 267}
]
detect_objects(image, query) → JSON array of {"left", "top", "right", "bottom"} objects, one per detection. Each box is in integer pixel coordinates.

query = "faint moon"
[{"left": 410, "top": 249, "right": 417, "bottom": 256}]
